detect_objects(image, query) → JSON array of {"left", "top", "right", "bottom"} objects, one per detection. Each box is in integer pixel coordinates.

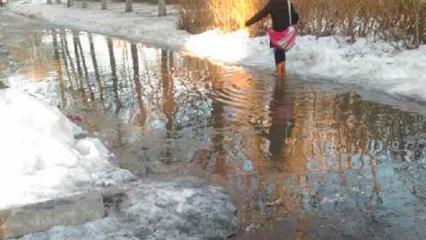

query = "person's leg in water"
[{"left": 274, "top": 48, "right": 286, "bottom": 80}]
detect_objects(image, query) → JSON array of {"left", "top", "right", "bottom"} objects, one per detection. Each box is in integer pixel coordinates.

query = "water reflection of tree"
[
  {"left": 51, "top": 29, "right": 66, "bottom": 108},
  {"left": 159, "top": 49, "right": 177, "bottom": 164},
  {"left": 60, "top": 30, "right": 78, "bottom": 90},
  {"left": 237, "top": 83, "right": 425, "bottom": 237},
  {"left": 59, "top": 33, "right": 73, "bottom": 90},
  {"left": 160, "top": 50, "right": 175, "bottom": 133},
  {"left": 75, "top": 32, "right": 94, "bottom": 100},
  {"left": 71, "top": 31, "right": 87, "bottom": 99},
  {"left": 89, "top": 33, "right": 104, "bottom": 106},
  {"left": 31, "top": 30, "right": 425, "bottom": 237},
  {"left": 107, "top": 38, "right": 123, "bottom": 112},
  {"left": 130, "top": 43, "right": 146, "bottom": 126}
]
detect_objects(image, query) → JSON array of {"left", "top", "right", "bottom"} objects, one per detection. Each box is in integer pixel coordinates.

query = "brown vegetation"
[
  {"left": 177, "top": 0, "right": 426, "bottom": 47},
  {"left": 177, "top": 0, "right": 268, "bottom": 35}
]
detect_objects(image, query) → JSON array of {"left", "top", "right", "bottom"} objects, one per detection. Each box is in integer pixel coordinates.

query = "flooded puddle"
[{"left": 1, "top": 11, "right": 426, "bottom": 239}]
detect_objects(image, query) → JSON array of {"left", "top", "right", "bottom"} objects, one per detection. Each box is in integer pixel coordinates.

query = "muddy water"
[{"left": 2, "top": 11, "right": 426, "bottom": 240}]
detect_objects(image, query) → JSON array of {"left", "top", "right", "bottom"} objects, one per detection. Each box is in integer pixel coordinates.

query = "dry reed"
[{"left": 178, "top": 0, "right": 425, "bottom": 47}]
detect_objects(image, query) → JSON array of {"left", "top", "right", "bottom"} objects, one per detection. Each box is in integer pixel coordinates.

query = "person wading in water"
[{"left": 245, "top": 0, "right": 299, "bottom": 80}]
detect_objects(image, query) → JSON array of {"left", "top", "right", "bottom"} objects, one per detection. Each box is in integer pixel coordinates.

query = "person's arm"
[
  {"left": 245, "top": 2, "right": 271, "bottom": 27},
  {"left": 290, "top": 3, "right": 299, "bottom": 25}
]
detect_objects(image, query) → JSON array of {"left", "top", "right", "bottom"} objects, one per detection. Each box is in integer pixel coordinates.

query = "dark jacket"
[{"left": 245, "top": 0, "right": 299, "bottom": 31}]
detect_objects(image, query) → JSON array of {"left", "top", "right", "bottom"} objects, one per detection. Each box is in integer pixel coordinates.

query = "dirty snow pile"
[
  {"left": 0, "top": 88, "right": 133, "bottom": 209},
  {"left": 7, "top": 0, "right": 426, "bottom": 101},
  {"left": 12, "top": 180, "right": 239, "bottom": 240}
]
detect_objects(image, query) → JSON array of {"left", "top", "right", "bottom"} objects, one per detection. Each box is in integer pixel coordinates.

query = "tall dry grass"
[
  {"left": 296, "top": 0, "right": 425, "bottom": 47},
  {"left": 177, "top": 0, "right": 268, "bottom": 35},
  {"left": 178, "top": 0, "right": 425, "bottom": 47}
]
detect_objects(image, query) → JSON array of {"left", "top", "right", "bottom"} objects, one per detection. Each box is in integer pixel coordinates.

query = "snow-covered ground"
[
  {"left": 7, "top": 0, "right": 426, "bottom": 101},
  {"left": 0, "top": 87, "right": 238, "bottom": 239},
  {"left": 12, "top": 180, "right": 238, "bottom": 240},
  {"left": 0, "top": 88, "right": 134, "bottom": 209}
]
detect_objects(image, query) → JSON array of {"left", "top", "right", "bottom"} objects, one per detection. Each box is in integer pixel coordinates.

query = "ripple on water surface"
[{"left": 2, "top": 23, "right": 426, "bottom": 239}]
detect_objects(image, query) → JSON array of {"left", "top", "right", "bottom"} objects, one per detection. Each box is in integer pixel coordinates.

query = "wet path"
[{"left": 1, "top": 10, "right": 426, "bottom": 239}]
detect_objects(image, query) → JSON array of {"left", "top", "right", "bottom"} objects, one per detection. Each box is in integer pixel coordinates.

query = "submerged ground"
[{"left": 1, "top": 9, "right": 426, "bottom": 240}]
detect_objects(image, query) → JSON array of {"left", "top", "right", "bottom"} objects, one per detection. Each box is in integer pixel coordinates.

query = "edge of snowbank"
[
  {"left": 0, "top": 88, "right": 134, "bottom": 209},
  {"left": 10, "top": 179, "right": 239, "bottom": 240}
]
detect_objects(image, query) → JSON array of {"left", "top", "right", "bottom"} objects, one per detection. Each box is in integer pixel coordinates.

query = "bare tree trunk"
[
  {"left": 158, "top": 0, "right": 167, "bottom": 17},
  {"left": 125, "top": 0, "right": 132, "bottom": 12},
  {"left": 67, "top": 0, "right": 73, "bottom": 8},
  {"left": 101, "top": 0, "right": 107, "bottom": 10},
  {"left": 82, "top": 0, "right": 87, "bottom": 8},
  {"left": 47, "top": 0, "right": 52, "bottom": 5},
  {"left": 55, "top": 0, "right": 61, "bottom": 4}
]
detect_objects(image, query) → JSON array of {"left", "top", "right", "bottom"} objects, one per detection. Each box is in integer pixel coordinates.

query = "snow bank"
[
  {"left": 13, "top": 180, "right": 238, "bottom": 240},
  {"left": 7, "top": 0, "right": 426, "bottom": 101},
  {"left": 0, "top": 88, "right": 134, "bottom": 209},
  {"left": 7, "top": 0, "right": 188, "bottom": 49},
  {"left": 288, "top": 37, "right": 426, "bottom": 100},
  {"left": 185, "top": 31, "right": 426, "bottom": 101}
]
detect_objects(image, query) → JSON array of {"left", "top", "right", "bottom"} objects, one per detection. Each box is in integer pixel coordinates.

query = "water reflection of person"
[{"left": 268, "top": 79, "right": 294, "bottom": 160}]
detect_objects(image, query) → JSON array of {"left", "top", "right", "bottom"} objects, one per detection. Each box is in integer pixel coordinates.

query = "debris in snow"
[{"left": 66, "top": 114, "right": 83, "bottom": 123}]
